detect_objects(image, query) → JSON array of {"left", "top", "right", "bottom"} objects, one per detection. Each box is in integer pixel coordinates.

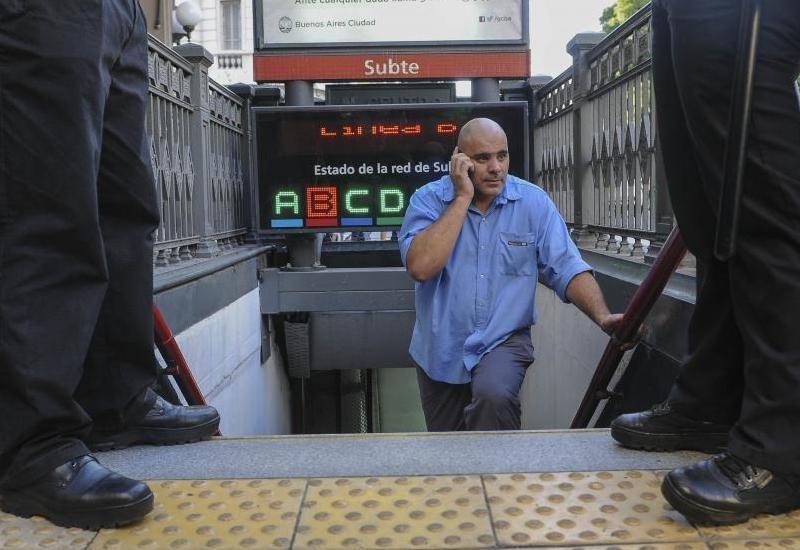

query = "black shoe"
[
  {"left": 0, "top": 455, "right": 153, "bottom": 530},
  {"left": 610, "top": 401, "right": 731, "bottom": 453},
  {"left": 662, "top": 452, "right": 800, "bottom": 525},
  {"left": 87, "top": 390, "right": 220, "bottom": 451}
]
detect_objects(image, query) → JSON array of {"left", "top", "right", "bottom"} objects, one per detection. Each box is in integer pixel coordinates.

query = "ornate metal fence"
[
  {"left": 207, "top": 82, "right": 248, "bottom": 244},
  {"left": 533, "top": 5, "right": 674, "bottom": 260},
  {"left": 536, "top": 72, "right": 576, "bottom": 224},
  {"left": 146, "top": 37, "right": 251, "bottom": 266}
]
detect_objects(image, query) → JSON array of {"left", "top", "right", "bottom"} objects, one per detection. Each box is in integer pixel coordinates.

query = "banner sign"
[{"left": 258, "top": 0, "right": 526, "bottom": 48}]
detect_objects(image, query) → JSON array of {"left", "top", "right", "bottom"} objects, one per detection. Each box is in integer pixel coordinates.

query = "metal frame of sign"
[
  {"left": 253, "top": 0, "right": 530, "bottom": 51},
  {"left": 326, "top": 83, "right": 457, "bottom": 105}
]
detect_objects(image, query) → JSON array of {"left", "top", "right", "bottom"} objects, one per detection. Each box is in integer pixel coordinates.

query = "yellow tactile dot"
[
  {"left": 88, "top": 479, "right": 305, "bottom": 549},
  {"left": 0, "top": 511, "right": 94, "bottom": 548},
  {"left": 484, "top": 470, "right": 701, "bottom": 546},
  {"left": 293, "top": 475, "right": 494, "bottom": 549}
]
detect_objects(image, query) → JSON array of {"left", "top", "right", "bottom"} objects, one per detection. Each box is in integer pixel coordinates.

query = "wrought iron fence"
[
  {"left": 533, "top": 5, "right": 675, "bottom": 260},
  {"left": 146, "top": 37, "right": 251, "bottom": 266}
]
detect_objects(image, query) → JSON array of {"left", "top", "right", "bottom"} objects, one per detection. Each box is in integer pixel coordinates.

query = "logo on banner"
[{"left": 279, "top": 16, "right": 293, "bottom": 33}]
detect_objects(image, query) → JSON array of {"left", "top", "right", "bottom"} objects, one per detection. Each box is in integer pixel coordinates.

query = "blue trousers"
[{"left": 416, "top": 330, "right": 534, "bottom": 431}]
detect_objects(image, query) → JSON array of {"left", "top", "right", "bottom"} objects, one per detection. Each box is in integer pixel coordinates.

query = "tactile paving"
[
  {"left": 575, "top": 544, "right": 708, "bottom": 550},
  {"left": 7, "top": 469, "right": 800, "bottom": 549},
  {"left": 0, "top": 512, "right": 94, "bottom": 549},
  {"left": 707, "top": 539, "right": 800, "bottom": 549},
  {"left": 89, "top": 479, "right": 306, "bottom": 549},
  {"left": 698, "top": 509, "right": 800, "bottom": 541},
  {"left": 647, "top": 470, "right": 800, "bottom": 542},
  {"left": 484, "top": 470, "right": 701, "bottom": 547},
  {"left": 293, "top": 475, "right": 495, "bottom": 549}
]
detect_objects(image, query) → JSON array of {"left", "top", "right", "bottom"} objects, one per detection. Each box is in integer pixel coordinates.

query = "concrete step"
[{"left": 98, "top": 429, "right": 706, "bottom": 481}]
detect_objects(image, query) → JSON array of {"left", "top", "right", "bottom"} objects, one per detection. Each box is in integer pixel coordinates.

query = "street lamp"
[{"left": 174, "top": 0, "right": 202, "bottom": 43}]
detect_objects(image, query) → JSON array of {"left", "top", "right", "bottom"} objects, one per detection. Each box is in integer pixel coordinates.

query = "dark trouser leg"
[
  {"left": 0, "top": 0, "right": 158, "bottom": 488},
  {"left": 651, "top": 0, "right": 745, "bottom": 425},
  {"left": 465, "top": 331, "right": 533, "bottom": 430},
  {"left": 658, "top": 0, "right": 800, "bottom": 472},
  {"left": 416, "top": 368, "right": 471, "bottom": 431},
  {"left": 75, "top": 2, "right": 160, "bottom": 432}
]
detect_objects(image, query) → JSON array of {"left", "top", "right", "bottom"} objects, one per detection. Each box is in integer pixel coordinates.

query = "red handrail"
[
  {"left": 153, "top": 304, "right": 208, "bottom": 407},
  {"left": 570, "top": 228, "right": 687, "bottom": 428}
]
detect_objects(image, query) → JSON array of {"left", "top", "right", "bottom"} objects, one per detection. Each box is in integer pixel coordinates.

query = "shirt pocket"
[{"left": 497, "top": 232, "right": 537, "bottom": 276}]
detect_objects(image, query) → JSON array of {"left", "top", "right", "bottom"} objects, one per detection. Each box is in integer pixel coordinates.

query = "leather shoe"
[
  {"left": 0, "top": 455, "right": 153, "bottom": 530},
  {"left": 87, "top": 389, "right": 220, "bottom": 451},
  {"left": 662, "top": 452, "right": 800, "bottom": 525},
  {"left": 610, "top": 401, "right": 730, "bottom": 453}
]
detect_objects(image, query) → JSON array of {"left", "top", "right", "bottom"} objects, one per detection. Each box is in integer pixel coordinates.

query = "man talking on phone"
[{"left": 399, "top": 118, "right": 627, "bottom": 431}]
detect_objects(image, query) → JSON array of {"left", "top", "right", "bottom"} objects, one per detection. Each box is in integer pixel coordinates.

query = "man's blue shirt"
[{"left": 399, "top": 175, "right": 592, "bottom": 384}]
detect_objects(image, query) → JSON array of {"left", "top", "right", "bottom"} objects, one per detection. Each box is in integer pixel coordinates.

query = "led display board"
[
  {"left": 255, "top": 102, "right": 528, "bottom": 233},
  {"left": 257, "top": 0, "right": 527, "bottom": 49}
]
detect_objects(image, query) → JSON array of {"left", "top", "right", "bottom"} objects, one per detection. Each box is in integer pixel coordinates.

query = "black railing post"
[
  {"left": 174, "top": 42, "right": 220, "bottom": 258},
  {"left": 644, "top": 133, "right": 674, "bottom": 263},
  {"left": 529, "top": 75, "right": 551, "bottom": 184},
  {"left": 567, "top": 33, "right": 605, "bottom": 247},
  {"left": 227, "top": 83, "right": 258, "bottom": 240}
]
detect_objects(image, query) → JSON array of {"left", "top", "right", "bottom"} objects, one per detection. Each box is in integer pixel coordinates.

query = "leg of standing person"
[
  {"left": 0, "top": 0, "right": 155, "bottom": 528},
  {"left": 73, "top": 1, "right": 219, "bottom": 451},
  {"left": 610, "top": 0, "right": 746, "bottom": 453},
  {"left": 464, "top": 330, "right": 533, "bottom": 430},
  {"left": 0, "top": 0, "right": 219, "bottom": 528},
  {"left": 650, "top": 0, "right": 800, "bottom": 523},
  {"left": 71, "top": 0, "right": 161, "bottom": 436}
]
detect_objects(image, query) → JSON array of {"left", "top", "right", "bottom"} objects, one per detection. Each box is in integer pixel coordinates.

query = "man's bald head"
[
  {"left": 457, "top": 118, "right": 507, "bottom": 152},
  {"left": 451, "top": 117, "right": 510, "bottom": 209}
]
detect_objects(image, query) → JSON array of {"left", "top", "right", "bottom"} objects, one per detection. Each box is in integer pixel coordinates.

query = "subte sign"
[{"left": 253, "top": 51, "right": 531, "bottom": 82}]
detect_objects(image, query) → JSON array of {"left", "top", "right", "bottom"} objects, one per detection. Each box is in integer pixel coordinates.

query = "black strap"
[{"left": 714, "top": 0, "right": 762, "bottom": 261}]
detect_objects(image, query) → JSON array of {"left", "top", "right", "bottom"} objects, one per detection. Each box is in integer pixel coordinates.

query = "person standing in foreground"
[
  {"left": 0, "top": 0, "right": 219, "bottom": 529},
  {"left": 399, "top": 118, "right": 628, "bottom": 432},
  {"left": 609, "top": 0, "right": 800, "bottom": 525}
]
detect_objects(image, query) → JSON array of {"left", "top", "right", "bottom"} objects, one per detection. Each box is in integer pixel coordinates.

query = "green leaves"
[{"left": 599, "top": 0, "right": 650, "bottom": 33}]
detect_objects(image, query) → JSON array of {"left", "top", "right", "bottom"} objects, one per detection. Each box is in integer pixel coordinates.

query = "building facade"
[{"left": 190, "top": 0, "right": 256, "bottom": 85}]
